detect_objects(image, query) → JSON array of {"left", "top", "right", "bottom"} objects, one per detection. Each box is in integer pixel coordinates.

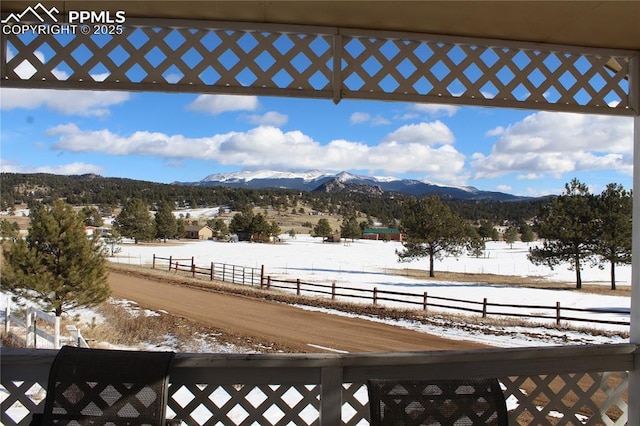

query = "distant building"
[
  {"left": 362, "top": 227, "right": 403, "bottom": 242},
  {"left": 185, "top": 225, "right": 214, "bottom": 240}
]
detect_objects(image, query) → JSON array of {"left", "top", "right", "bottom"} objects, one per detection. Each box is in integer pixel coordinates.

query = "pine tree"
[
  {"left": 503, "top": 226, "right": 518, "bottom": 249},
  {"left": 1, "top": 200, "right": 109, "bottom": 316},
  {"left": 114, "top": 199, "right": 154, "bottom": 243},
  {"left": 313, "top": 218, "right": 333, "bottom": 241},
  {"left": 528, "top": 179, "right": 598, "bottom": 289},
  {"left": 520, "top": 224, "right": 534, "bottom": 244},
  {"left": 154, "top": 201, "right": 177, "bottom": 242},
  {"left": 595, "top": 183, "right": 632, "bottom": 290},
  {"left": 396, "top": 196, "right": 469, "bottom": 277},
  {"left": 340, "top": 215, "right": 362, "bottom": 241}
]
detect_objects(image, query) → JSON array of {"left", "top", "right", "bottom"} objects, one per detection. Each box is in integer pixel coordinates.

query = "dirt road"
[{"left": 108, "top": 271, "right": 489, "bottom": 353}]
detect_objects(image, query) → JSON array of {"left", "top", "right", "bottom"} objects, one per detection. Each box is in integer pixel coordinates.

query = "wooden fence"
[
  {"left": 153, "top": 254, "right": 630, "bottom": 328},
  {"left": 153, "top": 255, "right": 263, "bottom": 286}
]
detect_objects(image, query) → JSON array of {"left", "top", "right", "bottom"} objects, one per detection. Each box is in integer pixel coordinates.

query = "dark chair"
[
  {"left": 31, "top": 346, "right": 180, "bottom": 426},
  {"left": 367, "top": 378, "right": 508, "bottom": 426}
]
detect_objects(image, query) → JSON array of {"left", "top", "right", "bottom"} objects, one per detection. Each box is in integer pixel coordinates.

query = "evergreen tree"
[
  {"left": 313, "top": 218, "right": 333, "bottom": 240},
  {"left": 503, "top": 226, "right": 518, "bottom": 249},
  {"left": 1, "top": 200, "right": 109, "bottom": 316},
  {"left": 114, "top": 199, "right": 154, "bottom": 243},
  {"left": 465, "top": 225, "right": 485, "bottom": 258},
  {"left": 520, "top": 224, "right": 534, "bottom": 244},
  {"left": 595, "top": 183, "right": 632, "bottom": 290},
  {"left": 396, "top": 196, "right": 469, "bottom": 277},
  {"left": 340, "top": 215, "right": 362, "bottom": 241},
  {"left": 80, "top": 206, "right": 104, "bottom": 227},
  {"left": 154, "top": 201, "right": 177, "bottom": 242},
  {"left": 528, "top": 179, "right": 598, "bottom": 289},
  {"left": 0, "top": 219, "right": 20, "bottom": 240}
]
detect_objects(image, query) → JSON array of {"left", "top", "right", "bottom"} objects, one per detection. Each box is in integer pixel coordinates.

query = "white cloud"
[
  {"left": 496, "top": 184, "right": 512, "bottom": 192},
  {"left": 186, "top": 94, "right": 259, "bottom": 115},
  {"left": 246, "top": 111, "right": 288, "bottom": 126},
  {"left": 411, "top": 103, "right": 459, "bottom": 117},
  {"left": 349, "top": 112, "right": 390, "bottom": 126},
  {"left": 46, "top": 121, "right": 466, "bottom": 182},
  {"left": 0, "top": 88, "right": 130, "bottom": 117},
  {"left": 473, "top": 112, "right": 633, "bottom": 179},
  {"left": 0, "top": 159, "right": 104, "bottom": 175},
  {"left": 350, "top": 112, "right": 370, "bottom": 124}
]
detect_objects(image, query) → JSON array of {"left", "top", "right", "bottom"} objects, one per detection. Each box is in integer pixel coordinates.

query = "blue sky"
[{"left": 1, "top": 88, "right": 633, "bottom": 197}]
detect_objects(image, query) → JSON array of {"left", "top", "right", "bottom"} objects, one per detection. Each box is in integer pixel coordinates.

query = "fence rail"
[
  {"left": 154, "top": 254, "right": 630, "bottom": 327},
  {"left": 153, "top": 255, "right": 263, "bottom": 286}
]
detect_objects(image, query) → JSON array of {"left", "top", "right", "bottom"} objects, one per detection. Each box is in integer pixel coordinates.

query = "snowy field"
[
  {"left": 107, "top": 226, "right": 632, "bottom": 347},
  {"left": 2, "top": 206, "right": 632, "bottom": 349}
]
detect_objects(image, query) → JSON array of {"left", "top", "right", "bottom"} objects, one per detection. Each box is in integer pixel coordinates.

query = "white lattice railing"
[
  {"left": 1, "top": 17, "right": 637, "bottom": 116},
  {"left": 1, "top": 344, "right": 636, "bottom": 425}
]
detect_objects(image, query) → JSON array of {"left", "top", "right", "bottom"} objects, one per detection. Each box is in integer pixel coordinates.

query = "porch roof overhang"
[{"left": 2, "top": 1, "right": 639, "bottom": 51}]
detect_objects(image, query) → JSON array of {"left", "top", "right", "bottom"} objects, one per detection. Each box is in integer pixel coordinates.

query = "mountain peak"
[{"left": 185, "top": 170, "right": 526, "bottom": 201}]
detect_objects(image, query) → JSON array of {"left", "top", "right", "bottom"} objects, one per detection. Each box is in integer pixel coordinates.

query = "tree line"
[
  {"left": 395, "top": 179, "right": 632, "bottom": 290},
  {"left": 0, "top": 177, "right": 631, "bottom": 322},
  {"left": 1, "top": 172, "right": 546, "bottom": 227}
]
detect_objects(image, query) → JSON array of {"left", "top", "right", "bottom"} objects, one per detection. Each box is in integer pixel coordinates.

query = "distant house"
[
  {"left": 185, "top": 225, "right": 214, "bottom": 240},
  {"left": 362, "top": 227, "right": 403, "bottom": 242}
]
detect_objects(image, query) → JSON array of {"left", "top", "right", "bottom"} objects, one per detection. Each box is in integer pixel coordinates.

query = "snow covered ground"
[
  {"left": 2, "top": 206, "right": 632, "bottom": 349},
  {"left": 106, "top": 227, "right": 631, "bottom": 347}
]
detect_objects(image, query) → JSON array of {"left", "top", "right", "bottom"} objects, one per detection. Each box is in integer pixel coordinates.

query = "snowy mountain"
[{"left": 182, "top": 170, "right": 527, "bottom": 201}]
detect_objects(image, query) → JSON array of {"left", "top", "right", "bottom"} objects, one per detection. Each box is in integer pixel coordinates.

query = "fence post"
[
  {"left": 482, "top": 298, "right": 488, "bottom": 318},
  {"left": 168, "top": 256, "right": 172, "bottom": 272},
  {"left": 223, "top": 264, "right": 226, "bottom": 282},
  {"left": 556, "top": 302, "right": 561, "bottom": 325},
  {"left": 191, "top": 263, "right": 196, "bottom": 278},
  {"left": 242, "top": 267, "right": 246, "bottom": 285},
  {"left": 191, "top": 256, "right": 195, "bottom": 270},
  {"left": 5, "top": 298, "right": 10, "bottom": 335},
  {"left": 332, "top": 282, "right": 336, "bottom": 300},
  {"left": 54, "top": 316, "right": 61, "bottom": 349},
  {"left": 152, "top": 254, "right": 156, "bottom": 269},
  {"left": 267, "top": 276, "right": 271, "bottom": 290},
  {"left": 373, "top": 287, "right": 378, "bottom": 305},
  {"left": 261, "top": 265, "right": 265, "bottom": 287},
  {"left": 297, "top": 278, "right": 301, "bottom": 296},
  {"left": 33, "top": 316, "right": 38, "bottom": 348},
  {"left": 423, "top": 292, "right": 428, "bottom": 311},
  {"left": 210, "top": 262, "right": 214, "bottom": 281},
  {"left": 26, "top": 310, "right": 33, "bottom": 348}
]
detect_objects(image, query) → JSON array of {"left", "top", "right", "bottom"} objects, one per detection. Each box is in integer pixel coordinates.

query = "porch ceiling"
[{"left": 2, "top": 1, "right": 639, "bottom": 51}]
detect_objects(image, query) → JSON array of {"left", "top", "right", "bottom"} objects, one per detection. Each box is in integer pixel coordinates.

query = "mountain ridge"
[{"left": 181, "top": 170, "right": 528, "bottom": 201}]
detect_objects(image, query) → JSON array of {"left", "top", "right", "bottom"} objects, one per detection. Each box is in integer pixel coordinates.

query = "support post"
[
  {"left": 482, "top": 298, "right": 487, "bottom": 318},
  {"left": 319, "top": 366, "right": 343, "bottom": 424},
  {"left": 628, "top": 58, "right": 640, "bottom": 424},
  {"left": 296, "top": 278, "right": 301, "bottom": 296}
]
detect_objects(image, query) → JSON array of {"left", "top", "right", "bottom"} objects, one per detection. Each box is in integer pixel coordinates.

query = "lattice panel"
[
  {"left": 168, "top": 383, "right": 321, "bottom": 425},
  {"left": 341, "top": 35, "right": 631, "bottom": 111},
  {"left": 342, "top": 383, "right": 369, "bottom": 426},
  {"left": 0, "top": 380, "right": 47, "bottom": 426},
  {"left": 501, "top": 372, "right": 629, "bottom": 426},
  {"left": 1, "top": 19, "right": 635, "bottom": 115}
]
